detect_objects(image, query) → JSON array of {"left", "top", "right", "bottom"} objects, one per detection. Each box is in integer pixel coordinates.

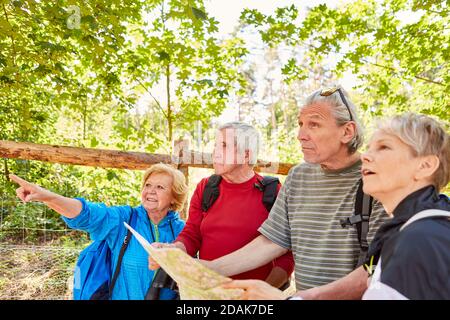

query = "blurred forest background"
[{"left": 0, "top": 0, "right": 448, "bottom": 299}]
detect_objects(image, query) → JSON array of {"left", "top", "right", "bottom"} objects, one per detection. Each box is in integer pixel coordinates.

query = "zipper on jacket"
[
  {"left": 149, "top": 221, "right": 160, "bottom": 243},
  {"left": 153, "top": 223, "right": 160, "bottom": 242}
]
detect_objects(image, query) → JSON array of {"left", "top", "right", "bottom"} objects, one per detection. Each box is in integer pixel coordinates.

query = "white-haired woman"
[
  {"left": 361, "top": 113, "right": 450, "bottom": 300},
  {"left": 10, "top": 163, "right": 187, "bottom": 300}
]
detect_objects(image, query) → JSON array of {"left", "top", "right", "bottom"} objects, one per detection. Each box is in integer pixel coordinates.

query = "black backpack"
[
  {"left": 201, "top": 174, "right": 280, "bottom": 213},
  {"left": 340, "top": 179, "right": 374, "bottom": 268}
]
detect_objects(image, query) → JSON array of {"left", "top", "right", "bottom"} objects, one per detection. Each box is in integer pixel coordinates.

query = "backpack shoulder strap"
[
  {"left": 260, "top": 176, "right": 280, "bottom": 212},
  {"left": 357, "top": 179, "right": 372, "bottom": 267},
  {"left": 201, "top": 174, "right": 222, "bottom": 212},
  {"left": 400, "top": 209, "right": 450, "bottom": 231},
  {"left": 109, "top": 208, "right": 137, "bottom": 295},
  {"left": 340, "top": 179, "right": 373, "bottom": 268},
  {"left": 201, "top": 174, "right": 280, "bottom": 213}
]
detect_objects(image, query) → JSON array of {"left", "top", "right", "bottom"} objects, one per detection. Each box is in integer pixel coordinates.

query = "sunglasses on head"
[{"left": 319, "top": 87, "right": 353, "bottom": 122}]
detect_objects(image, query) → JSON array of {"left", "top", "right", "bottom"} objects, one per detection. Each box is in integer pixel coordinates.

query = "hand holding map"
[{"left": 124, "top": 222, "right": 244, "bottom": 300}]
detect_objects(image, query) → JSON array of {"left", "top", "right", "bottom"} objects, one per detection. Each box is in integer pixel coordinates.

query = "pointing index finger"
[{"left": 9, "top": 174, "right": 31, "bottom": 187}]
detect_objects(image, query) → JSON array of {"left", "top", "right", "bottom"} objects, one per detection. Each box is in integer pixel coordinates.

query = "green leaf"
[
  {"left": 191, "top": 7, "right": 207, "bottom": 20},
  {"left": 106, "top": 170, "right": 119, "bottom": 181},
  {"left": 38, "top": 41, "right": 55, "bottom": 49},
  {"left": 157, "top": 51, "right": 170, "bottom": 61},
  {"left": 81, "top": 15, "right": 97, "bottom": 28},
  {"left": 90, "top": 137, "right": 99, "bottom": 148},
  {"left": 12, "top": 1, "right": 22, "bottom": 8}
]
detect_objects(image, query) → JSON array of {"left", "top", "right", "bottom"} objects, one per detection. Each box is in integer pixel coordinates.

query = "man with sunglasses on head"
[{"left": 207, "top": 87, "right": 390, "bottom": 299}]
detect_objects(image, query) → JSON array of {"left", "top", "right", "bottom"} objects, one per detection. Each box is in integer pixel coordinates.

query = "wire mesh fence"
[
  {"left": 0, "top": 195, "right": 87, "bottom": 300},
  {"left": 0, "top": 165, "right": 209, "bottom": 300},
  {"left": 0, "top": 244, "right": 80, "bottom": 300},
  {"left": 0, "top": 163, "right": 296, "bottom": 300}
]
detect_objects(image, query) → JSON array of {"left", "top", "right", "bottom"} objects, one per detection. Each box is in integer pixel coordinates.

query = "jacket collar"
[
  {"left": 366, "top": 186, "right": 449, "bottom": 268},
  {"left": 137, "top": 205, "right": 180, "bottom": 227},
  {"left": 392, "top": 186, "right": 447, "bottom": 222}
]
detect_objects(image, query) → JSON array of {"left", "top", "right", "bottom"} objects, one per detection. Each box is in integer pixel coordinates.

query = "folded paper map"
[{"left": 124, "top": 222, "right": 244, "bottom": 300}]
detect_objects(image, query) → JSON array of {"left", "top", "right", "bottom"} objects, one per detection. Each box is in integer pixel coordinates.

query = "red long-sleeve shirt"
[{"left": 176, "top": 173, "right": 294, "bottom": 281}]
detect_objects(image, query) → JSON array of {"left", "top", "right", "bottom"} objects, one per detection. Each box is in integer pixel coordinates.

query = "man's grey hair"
[
  {"left": 302, "top": 87, "right": 364, "bottom": 153},
  {"left": 217, "top": 122, "right": 260, "bottom": 165}
]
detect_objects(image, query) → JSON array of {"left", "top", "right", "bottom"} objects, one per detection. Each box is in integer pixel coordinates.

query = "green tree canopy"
[
  {"left": 0, "top": 0, "right": 248, "bottom": 151},
  {"left": 0, "top": 0, "right": 249, "bottom": 240},
  {"left": 240, "top": 0, "right": 449, "bottom": 121}
]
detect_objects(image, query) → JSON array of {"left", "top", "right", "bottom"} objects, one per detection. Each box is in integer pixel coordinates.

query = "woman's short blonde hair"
[
  {"left": 378, "top": 113, "right": 450, "bottom": 191},
  {"left": 141, "top": 163, "right": 188, "bottom": 212}
]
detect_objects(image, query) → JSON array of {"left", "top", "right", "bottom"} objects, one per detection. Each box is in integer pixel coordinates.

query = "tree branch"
[
  {"left": 115, "top": 95, "right": 169, "bottom": 141},
  {"left": 363, "top": 60, "right": 445, "bottom": 86},
  {"left": 421, "top": 8, "right": 449, "bottom": 15},
  {"left": 303, "top": 43, "right": 444, "bottom": 86},
  {"left": 166, "top": 63, "right": 172, "bottom": 146},
  {"left": 135, "top": 78, "right": 169, "bottom": 118}
]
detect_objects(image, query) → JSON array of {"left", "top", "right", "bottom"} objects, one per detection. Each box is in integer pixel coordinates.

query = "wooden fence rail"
[
  {"left": 0, "top": 139, "right": 295, "bottom": 219},
  {"left": 0, "top": 140, "right": 294, "bottom": 176}
]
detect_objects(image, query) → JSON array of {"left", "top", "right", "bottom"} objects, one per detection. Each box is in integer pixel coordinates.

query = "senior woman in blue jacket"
[{"left": 9, "top": 163, "right": 187, "bottom": 300}]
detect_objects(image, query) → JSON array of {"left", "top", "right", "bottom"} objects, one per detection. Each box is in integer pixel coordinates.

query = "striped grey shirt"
[{"left": 259, "top": 160, "right": 389, "bottom": 290}]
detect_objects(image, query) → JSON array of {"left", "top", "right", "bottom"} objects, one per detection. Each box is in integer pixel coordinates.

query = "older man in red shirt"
[{"left": 150, "top": 122, "right": 294, "bottom": 287}]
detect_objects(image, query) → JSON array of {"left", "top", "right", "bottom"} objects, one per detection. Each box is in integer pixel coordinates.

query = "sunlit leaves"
[{"left": 239, "top": 0, "right": 449, "bottom": 122}]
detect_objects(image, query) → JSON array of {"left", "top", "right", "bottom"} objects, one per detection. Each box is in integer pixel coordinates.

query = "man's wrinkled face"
[
  {"left": 297, "top": 103, "right": 345, "bottom": 165},
  {"left": 213, "top": 128, "right": 244, "bottom": 175}
]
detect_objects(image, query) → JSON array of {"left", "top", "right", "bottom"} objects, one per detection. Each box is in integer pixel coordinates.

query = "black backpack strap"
[
  {"left": 259, "top": 176, "right": 280, "bottom": 212},
  {"left": 340, "top": 179, "right": 373, "bottom": 268},
  {"left": 201, "top": 174, "right": 279, "bottom": 213},
  {"left": 109, "top": 208, "right": 136, "bottom": 296},
  {"left": 168, "top": 219, "right": 175, "bottom": 240},
  {"left": 201, "top": 174, "right": 222, "bottom": 212},
  {"left": 358, "top": 190, "right": 371, "bottom": 267}
]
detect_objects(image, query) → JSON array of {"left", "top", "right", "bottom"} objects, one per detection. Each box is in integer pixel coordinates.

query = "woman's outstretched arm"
[{"left": 9, "top": 174, "right": 82, "bottom": 218}]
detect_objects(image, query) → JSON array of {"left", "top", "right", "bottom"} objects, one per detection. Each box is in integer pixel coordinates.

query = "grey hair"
[
  {"left": 377, "top": 113, "right": 450, "bottom": 192},
  {"left": 302, "top": 87, "right": 364, "bottom": 154},
  {"left": 217, "top": 121, "right": 260, "bottom": 165}
]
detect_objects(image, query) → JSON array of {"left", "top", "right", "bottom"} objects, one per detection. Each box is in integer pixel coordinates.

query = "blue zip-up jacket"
[{"left": 62, "top": 197, "right": 185, "bottom": 300}]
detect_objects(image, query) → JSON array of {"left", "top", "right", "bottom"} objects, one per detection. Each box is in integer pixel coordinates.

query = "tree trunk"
[{"left": 166, "top": 63, "right": 172, "bottom": 152}]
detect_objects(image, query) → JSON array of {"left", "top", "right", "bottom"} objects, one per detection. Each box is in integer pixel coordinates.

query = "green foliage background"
[{"left": 0, "top": 0, "right": 448, "bottom": 243}]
